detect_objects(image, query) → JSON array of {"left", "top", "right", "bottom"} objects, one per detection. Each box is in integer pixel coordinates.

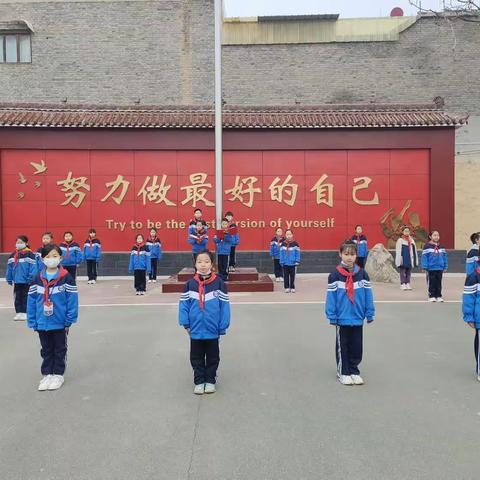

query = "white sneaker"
[
  {"left": 140, "top": 291, "right": 146, "bottom": 296},
  {"left": 401, "top": 284, "right": 407, "bottom": 290},
  {"left": 338, "top": 375, "right": 354, "bottom": 385},
  {"left": 38, "top": 375, "right": 52, "bottom": 391},
  {"left": 20, "top": 313, "right": 27, "bottom": 320},
  {"left": 436, "top": 297, "right": 444, "bottom": 303},
  {"left": 429, "top": 297, "right": 437, "bottom": 303},
  {"left": 291, "top": 289, "right": 296, "bottom": 293},
  {"left": 477, "top": 375, "right": 480, "bottom": 382},
  {"left": 47, "top": 375, "right": 64, "bottom": 390},
  {"left": 135, "top": 291, "right": 140, "bottom": 295},
  {"left": 152, "top": 279, "right": 157, "bottom": 283},
  {"left": 148, "top": 279, "right": 152, "bottom": 283},
  {"left": 92, "top": 280, "right": 96, "bottom": 284},
  {"left": 351, "top": 375, "right": 364, "bottom": 385},
  {"left": 284, "top": 288, "right": 290, "bottom": 293},
  {"left": 194, "top": 384, "right": 205, "bottom": 395},
  {"left": 406, "top": 284, "right": 412, "bottom": 290},
  {"left": 204, "top": 383, "right": 216, "bottom": 394}
]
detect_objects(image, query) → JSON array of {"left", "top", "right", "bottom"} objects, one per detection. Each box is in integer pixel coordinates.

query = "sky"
[{"left": 224, "top": 0, "right": 451, "bottom": 19}]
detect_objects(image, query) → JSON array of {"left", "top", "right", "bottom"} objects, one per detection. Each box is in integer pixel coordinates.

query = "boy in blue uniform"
[
  {"left": 59, "top": 231, "right": 83, "bottom": 279},
  {"left": 351, "top": 225, "right": 368, "bottom": 268},
  {"left": 466, "top": 232, "right": 480, "bottom": 276},
  {"left": 128, "top": 234, "right": 151, "bottom": 295},
  {"left": 269, "top": 227, "right": 285, "bottom": 282},
  {"left": 213, "top": 218, "right": 233, "bottom": 281},
  {"left": 146, "top": 227, "right": 162, "bottom": 283},
  {"left": 462, "top": 266, "right": 480, "bottom": 381},
  {"left": 325, "top": 240, "right": 375, "bottom": 386},
  {"left": 225, "top": 211, "right": 239, "bottom": 272},
  {"left": 27, "top": 244, "right": 78, "bottom": 391},
  {"left": 35, "top": 231, "right": 54, "bottom": 272},
  {"left": 179, "top": 250, "right": 230, "bottom": 395},
  {"left": 83, "top": 228, "right": 102, "bottom": 284},
  {"left": 421, "top": 230, "right": 448, "bottom": 302},
  {"left": 188, "top": 220, "right": 209, "bottom": 263},
  {"left": 6, "top": 235, "right": 37, "bottom": 321},
  {"left": 279, "top": 229, "right": 300, "bottom": 293}
]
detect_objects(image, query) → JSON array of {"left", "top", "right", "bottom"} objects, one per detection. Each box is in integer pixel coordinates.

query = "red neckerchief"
[
  {"left": 276, "top": 236, "right": 284, "bottom": 245},
  {"left": 40, "top": 267, "right": 68, "bottom": 305},
  {"left": 150, "top": 236, "right": 158, "bottom": 244},
  {"left": 402, "top": 235, "right": 412, "bottom": 248},
  {"left": 64, "top": 241, "right": 73, "bottom": 260},
  {"left": 355, "top": 234, "right": 361, "bottom": 243},
  {"left": 432, "top": 241, "right": 440, "bottom": 254},
  {"left": 88, "top": 236, "right": 96, "bottom": 248},
  {"left": 337, "top": 265, "right": 355, "bottom": 304},
  {"left": 135, "top": 242, "right": 145, "bottom": 255},
  {"left": 193, "top": 273, "right": 217, "bottom": 310},
  {"left": 195, "top": 229, "right": 206, "bottom": 243},
  {"left": 285, "top": 239, "right": 293, "bottom": 255},
  {"left": 14, "top": 247, "right": 30, "bottom": 265}
]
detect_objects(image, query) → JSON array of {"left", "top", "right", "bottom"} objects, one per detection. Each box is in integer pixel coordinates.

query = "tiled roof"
[{"left": 0, "top": 103, "right": 468, "bottom": 129}]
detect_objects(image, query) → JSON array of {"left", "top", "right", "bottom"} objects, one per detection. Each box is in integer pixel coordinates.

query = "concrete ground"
[{"left": 0, "top": 274, "right": 478, "bottom": 480}]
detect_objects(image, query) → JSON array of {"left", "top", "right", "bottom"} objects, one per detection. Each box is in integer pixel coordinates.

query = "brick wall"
[{"left": 0, "top": 3, "right": 479, "bottom": 115}]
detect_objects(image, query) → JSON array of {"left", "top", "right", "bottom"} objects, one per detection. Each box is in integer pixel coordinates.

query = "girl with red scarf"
[
  {"left": 179, "top": 250, "right": 230, "bottom": 395},
  {"left": 6, "top": 235, "right": 37, "bottom": 321},
  {"left": 421, "top": 230, "right": 448, "bottom": 302},
  {"left": 325, "top": 240, "right": 375, "bottom": 386},
  {"left": 128, "top": 234, "right": 151, "bottom": 295},
  {"left": 395, "top": 225, "right": 418, "bottom": 291}
]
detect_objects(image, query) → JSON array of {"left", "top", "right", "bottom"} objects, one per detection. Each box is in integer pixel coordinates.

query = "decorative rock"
[{"left": 365, "top": 243, "right": 400, "bottom": 283}]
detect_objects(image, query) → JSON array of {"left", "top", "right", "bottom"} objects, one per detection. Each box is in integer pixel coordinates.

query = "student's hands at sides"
[
  {"left": 468, "top": 322, "right": 476, "bottom": 330},
  {"left": 367, "top": 318, "right": 374, "bottom": 324},
  {"left": 184, "top": 327, "right": 190, "bottom": 335},
  {"left": 7, "top": 281, "right": 12, "bottom": 286}
]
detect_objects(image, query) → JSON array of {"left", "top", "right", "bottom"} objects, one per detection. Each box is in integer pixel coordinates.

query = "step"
[
  {"left": 177, "top": 267, "right": 259, "bottom": 282},
  {"left": 162, "top": 273, "right": 274, "bottom": 293}
]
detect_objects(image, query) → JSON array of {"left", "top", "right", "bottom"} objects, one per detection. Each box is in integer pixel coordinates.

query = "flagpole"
[{"left": 214, "top": 0, "right": 223, "bottom": 229}]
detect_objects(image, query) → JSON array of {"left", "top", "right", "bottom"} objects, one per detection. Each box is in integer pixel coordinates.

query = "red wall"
[{"left": 1, "top": 148, "right": 429, "bottom": 252}]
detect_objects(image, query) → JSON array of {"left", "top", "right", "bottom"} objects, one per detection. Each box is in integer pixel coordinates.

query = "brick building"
[{"left": 0, "top": 0, "right": 478, "bottom": 266}]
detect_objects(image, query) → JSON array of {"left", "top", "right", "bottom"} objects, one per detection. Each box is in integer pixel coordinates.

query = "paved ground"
[{"left": 0, "top": 275, "right": 478, "bottom": 480}]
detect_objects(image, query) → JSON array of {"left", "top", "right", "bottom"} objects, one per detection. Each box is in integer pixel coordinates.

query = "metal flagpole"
[{"left": 214, "top": 0, "right": 223, "bottom": 229}]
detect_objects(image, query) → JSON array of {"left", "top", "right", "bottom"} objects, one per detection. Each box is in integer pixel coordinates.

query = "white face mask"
[
  {"left": 16, "top": 242, "right": 26, "bottom": 250},
  {"left": 44, "top": 257, "right": 61, "bottom": 269}
]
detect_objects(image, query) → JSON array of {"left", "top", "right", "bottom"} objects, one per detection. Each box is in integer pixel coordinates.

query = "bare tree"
[{"left": 408, "top": 0, "right": 480, "bottom": 22}]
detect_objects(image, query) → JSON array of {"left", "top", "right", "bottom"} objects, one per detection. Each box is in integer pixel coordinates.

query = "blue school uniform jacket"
[
  {"left": 466, "top": 245, "right": 479, "bottom": 276},
  {"left": 27, "top": 268, "right": 79, "bottom": 330},
  {"left": 6, "top": 249, "right": 37, "bottom": 284},
  {"left": 83, "top": 238, "right": 102, "bottom": 262},
  {"left": 269, "top": 236, "right": 285, "bottom": 259},
  {"left": 421, "top": 242, "right": 448, "bottom": 271},
  {"left": 325, "top": 265, "right": 375, "bottom": 326},
  {"left": 279, "top": 241, "right": 300, "bottom": 266},
  {"left": 214, "top": 233, "right": 233, "bottom": 255},
  {"left": 351, "top": 234, "right": 368, "bottom": 258},
  {"left": 188, "top": 229, "right": 209, "bottom": 254},
  {"left": 59, "top": 241, "right": 83, "bottom": 267},
  {"left": 146, "top": 237, "right": 162, "bottom": 260},
  {"left": 462, "top": 269, "right": 480, "bottom": 328},
  {"left": 179, "top": 274, "right": 231, "bottom": 340},
  {"left": 128, "top": 244, "right": 151, "bottom": 272},
  {"left": 228, "top": 223, "right": 240, "bottom": 247},
  {"left": 188, "top": 220, "right": 208, "bottom": 234}
]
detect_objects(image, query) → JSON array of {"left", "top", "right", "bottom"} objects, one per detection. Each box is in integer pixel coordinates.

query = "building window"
[{"left": 0, "top": 34, "right": 31, "bottom": 63}]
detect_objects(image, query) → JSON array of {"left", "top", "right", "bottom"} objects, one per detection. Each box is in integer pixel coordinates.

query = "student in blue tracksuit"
[
  {"left": 325, "top": 240, "right": 375, "bottom": 386},
  {"left": 59, "top": 231, "right": 83, "bottom": 280},
  {"left": 421, "top": 230, "right": 448, "bottom": 303},
  {"left": 179, "top": 250, "right": 231, "bottom": 395},
  {"left": 27, "top": 244, "right": 78, "bottom": 391},
  {"left": 462, "top": 267, "right": 480, "bottom": 381},
  {"left": 269, "top": 227, "right": 285, "bottom": 283},
  {"left": 351, "top": 225, "right": 368, "bottom": 269},
  {"left": 225, "top": 211, "right": 239, "bottom": 272},
  {"left": 129, "top": 234, "right": 151, "bottom": 295},
  {"left": 83, "top": 228, "right": 102, "bottom": 284},
  {"left": 466, "top": 232, "right": 480, "bottom": 276},
  {"left": 279, "top": 229, "right": 300, "bottom": 293},
  {"left": 6, "top": 235, "right": 37, "bottom": 321},
  {"left": 188, "top": 220, "right": 209, "bottom": 263},
  {"left": 213, "top": 218, "right": 233, "bottom": 281},
  {"left": 35, "top": 231, "right": 54, "bottom": 272},
  {"left": 146, "top": 228, "right": 162, "bottom": 283},
  {"left": 188, "top": 208, "right": 208, "bottom": 234}
]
